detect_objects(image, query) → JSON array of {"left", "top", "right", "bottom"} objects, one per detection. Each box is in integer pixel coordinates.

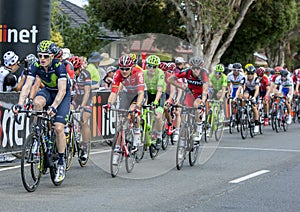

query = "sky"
[{"left": 66, "top": 0, "right": 88, "bottom": 8}]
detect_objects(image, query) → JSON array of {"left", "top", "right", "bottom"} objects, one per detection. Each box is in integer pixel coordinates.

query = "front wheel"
[
  {"left": 240, "top": 114, "right": 248, "bottom": 140},
  {"left": 125, "top": 143, "right": 136, "bottom": 173},
  {"left": 78, "top": 142, "right": 91, "bottom": 167},
  {"left": 188, "top": 139, "right": 200, "bottom": 167},
  {"left": 215, "top": 110, "right": 225, "bottom": 142},
  {"left": 161, "top": 130, "right": 169, "bottom": 150},
  {"left": 21, "top": 133, "right": 42, "bottom": 192},
  {"left": 110, "top": 133, "right": 123, "bottom": 178},
  {"left": 176, "top": 128, "right": 187, "bottom": 170}
]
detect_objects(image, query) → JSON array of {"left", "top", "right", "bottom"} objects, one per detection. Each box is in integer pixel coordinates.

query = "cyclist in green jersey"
[
  {"left": 144, "top": 55, "right": 166, "bottom": 148},
  {"left": 209, "top": 64, "right": 227, "bottom": 101}
]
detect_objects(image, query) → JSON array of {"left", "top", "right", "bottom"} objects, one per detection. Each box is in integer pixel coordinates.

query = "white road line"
[
  {"left": 229, "top": 170, "right": 270, "bottom": 184},
  {"left": 90, "top": 149, "right": 111, "bottom": 155},
  {"left": 0, "top": 165, "right": 21, "bottom": 172},
  {"left": 203, "top": 146, "right": 300, "bottom": 153}
]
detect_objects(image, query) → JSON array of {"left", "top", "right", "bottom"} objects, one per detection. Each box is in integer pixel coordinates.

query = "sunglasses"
[
  {"left": 192, "top": 66, "right": 201, "bottom": 70},
  {"left": 247, "top": 73, "right": 254, "bottom": 75},
  {"left": 38, "top": 53, "right": 51, "bottom": 59},
  {"left": 147, "top": 64, "right": 157, "bottom": 69},
  {"left": 215, "top": 72, "right": 222, "bottom": 75},
  {"left": 120, "top": 67, "right": 131, "bottom": 71},
  {"left": 233, "top": 69, "right": 240, "bottom": 71}
]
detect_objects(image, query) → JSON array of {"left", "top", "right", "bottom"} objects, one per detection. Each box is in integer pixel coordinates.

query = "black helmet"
[
  {"left": 232, "top": 63, "right": 242, "bottom": 69},
  {"left": 246, "top": 65, "right": 256, "bottom": 74}
]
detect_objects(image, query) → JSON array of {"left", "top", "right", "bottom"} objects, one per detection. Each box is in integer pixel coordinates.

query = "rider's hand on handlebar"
[
  {"left": 103, "top": 104, "right": 111, "bottom": 113},
  {"left": 12, "top": 104, "right": 22, "bottom": 114},
  {"left": 25, "top": 98, "right": 34, "bottom": 110},
  {"left": 133, "top": 106, "right": 141, "bottom": 116},
  {"left": 47, "top": 106, "right": 57, "bottom": 117}
]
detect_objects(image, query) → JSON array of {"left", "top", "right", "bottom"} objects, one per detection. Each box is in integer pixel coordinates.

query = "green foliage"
[{"left": 221, "top": 0, "right": 298, "bottom": 66}]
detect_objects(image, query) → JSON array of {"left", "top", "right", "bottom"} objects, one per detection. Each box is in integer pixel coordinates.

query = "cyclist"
[
  {"left": 256, "top": 67, "right": 271, "bottom": 126},
  {"left": 168, "top": 57, "right": 209, "bottom": 142},
  {"left": 209, "top": 64, "right": 227, "bottom": 101},
  {"left": 227, "top": 63, "right": 245, "bottom": 120},
  {"left": 69, "top": 56, "right": 92, "bottom": 161},
  {"left": 129, "top": 53, "right": 143, "bottom": 71},
  {"left": 272, "top": 69, "right": 293, "bottom": 124},
  {"left": 104, "top": 55, "right": 145, "bottom": 164},
  {"left": 12, "top": 40, "right": 71, "bottom": 183},
  {"left": 144, "top": 55, "right": 166, "bottom": 148},
  {"left": 236, "top": 65, "right": 260, "bottom": 133}
]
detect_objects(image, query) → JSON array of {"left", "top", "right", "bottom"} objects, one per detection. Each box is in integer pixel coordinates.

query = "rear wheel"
[
  {"left": 21, "top": 133, "right": 42, "bottom": 192},
  {"left": 50, "top": 141, "right": 63, "bottom": 186},
  {"left": 110, "top": 133, "right": 123, "bottom": 178},
  {"left": 161, "top": 130, "right": 169, "bottom": 150},
  {"left": 125, "top": 144, "right": 135, "bottom": 173},
  {"left": 149, "top": 140, "right": 159, "bottom": 159},
  {"left": 176, "top": 128, "right": 187, "bottom": 170},
  {"left": 240, "top": 113, "right": 248, "bottom": 139},
  {"left": 188, "top": 138, "right": 200, "bottom": 166},
  {"left": 204, "top": 113, "right": 213, "bottom": 143},
  {"left": 215, "top": 110, "right": 225, "bottom": 142},
  {"left": 65, "top": 129, "right": 74, "bottom": 171}
]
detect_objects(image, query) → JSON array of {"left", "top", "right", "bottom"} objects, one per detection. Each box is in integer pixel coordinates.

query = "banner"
[{"left": 0, "top": 0, "right": 51, "bottom": 59}]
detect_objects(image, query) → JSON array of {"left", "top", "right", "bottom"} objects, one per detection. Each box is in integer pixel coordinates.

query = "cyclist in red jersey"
[
  {"left": 104, "top": 55, "right": 145, "bottom": 164},
  {"left": 168, "top": 57, "right": 209, "bottom": 142},
  {"left": 256, "top": 67, "right": 271, "bottom": 126}
]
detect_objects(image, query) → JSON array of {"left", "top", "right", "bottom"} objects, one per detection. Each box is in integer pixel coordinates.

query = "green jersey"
[
  {"left": 209, "top": 73, "right": 227, "bottom": 91},
  {"left": 144, "top": 68, "right": 166, "bottom": 94}
]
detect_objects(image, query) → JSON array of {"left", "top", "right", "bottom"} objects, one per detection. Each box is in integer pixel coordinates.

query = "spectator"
[
  {"left": 86, "top": 52, "right": 103, "bottom": 90},
  {"left": 101, "top": 65, "right": 117, "bottom": 89},
  {"left": 99, "top": 53, "right": 115, "bottom": 82}
]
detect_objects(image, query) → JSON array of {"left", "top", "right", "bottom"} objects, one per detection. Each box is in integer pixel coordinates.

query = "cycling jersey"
[
  {"left": 227, "top": 71, "right": 244, "bottom": 89},
  {"left": 240, "top": 76, "right": 260, "bottom": 91},
  {"left": 274, "top": 76, "right": 293, "bottom": 88},
  {"left": 28, "top": 59, "right": 70, "bottom": 91},
  {"left": 258, "top": 75, "right": 269, "bottom": 92},
  {"left": 209, "top": 73, "right": 227, "bottom": 91},
  {"left": 111, "top": 67, "right": 145, "bottom": 94},
  {"left": 73, "top": 69, "right": 92, "bottom": 112},
  {"left": 175, "top": 68, "right": 209, "bottom": 99},
  {"left": 144, "top": 68, "right": 166, "bottom": 94},
  {"left": 293, "top": 69, "right": 300, "bottom": 84},
  {"left": 164, "top": 71, "right": 173, "bottom": 94},
  {"left": 0, "top": 66, "right": 15, "bottom": 91},
  {"left": 63, "top": 60, "right": 75, "bottom": 80}
]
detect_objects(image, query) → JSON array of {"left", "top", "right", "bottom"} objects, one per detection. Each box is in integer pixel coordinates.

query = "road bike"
[
  {"left": 176, "top": 105, "right": 204, "bottom": 170},
  {"left": 65, "top": 109, "right": 90, "bottom": 170},
  {"left": 203, "top": 99, "right": 225, "bottom": 142},
  {"left": 273, "top": 96, "right": 288, "bottom": 133},
  {"left": 239, "top": 99, "right": 255, "bottom": 139},
  {"left": 135, "top": 104, "right": 159, "bottom": 162},
  {"left": 228, "top": 97, "right": 240, "bottom": 134},
  {"left": 16, "top": 110, "right": 63, "bottom": 192},
  {"left": 108, "top": 108, "right": 136, "bottom": 177}
]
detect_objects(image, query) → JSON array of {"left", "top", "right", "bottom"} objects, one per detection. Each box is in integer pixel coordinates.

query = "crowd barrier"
[
  {"left": 0, "top": 90, "right": 115, "bottom": 153},
  {"left": 0, "top": 90, "right": 231, "bottom": 154}
]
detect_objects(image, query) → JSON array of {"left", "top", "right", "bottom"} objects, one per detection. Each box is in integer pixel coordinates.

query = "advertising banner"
[{"left": 0, "top": 0, "right": 50, "bottom": 59}]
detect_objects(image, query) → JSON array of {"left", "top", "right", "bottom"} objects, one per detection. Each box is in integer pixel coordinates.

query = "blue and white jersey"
[{"left": 227, "top": 71, "right": 244, "bottom": 89}]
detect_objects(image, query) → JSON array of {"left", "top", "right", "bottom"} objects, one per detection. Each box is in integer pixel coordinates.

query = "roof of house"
[{"left": 60, "top": 0, "right": 123, "bottom": 40}]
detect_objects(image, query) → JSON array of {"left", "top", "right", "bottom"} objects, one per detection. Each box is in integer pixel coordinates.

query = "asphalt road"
[{"left": 0, "top": 124, "right": 300, "bottom": 212}]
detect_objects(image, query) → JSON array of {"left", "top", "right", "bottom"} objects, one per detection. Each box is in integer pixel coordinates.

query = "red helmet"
[
  {"left": 159, "top": 62, "right": 168, "bottom": 71},
  {"left": 274, "top": 66, "right": 283, "bottom": 74},
  {"left": 69, "top": 56, "right": 83, "bottom": 69},
  {"left": 256, "top": 67, "right": 265, "bottom": 77},
  {"left": 118, "top": 55, "right": 134, "bottom": 67},
  {"left": 168, "top": 62, "right": 176, "bottom": 71}
]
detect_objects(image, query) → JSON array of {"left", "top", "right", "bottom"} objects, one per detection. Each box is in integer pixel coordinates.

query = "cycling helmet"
[
  {"left": 129, "top": 53, "right": 137, "bottom": 63},
  {"left": 55, "top": 49, "right": 63, "bottom": 59},
  {"left": 280, "top": 69, "right": 289, "bottom": 77},
  {"left": 256, "top": 67, "right": 265, "bottom": 77},
  {"left": 146, "top": 55, "right": 160, "bottom": 66},
  {"left": 274, "top": 66, "right": 282, "bottom": 74},
  {"left": 118, "top": 55, "right": 134, "bottom": 67},
  {"left": 232, "top": 63, "right": 242, "bottom": 69},
  {"left": 159, "top": 62, "right": 169, "bottom": 71},
  {"left": 214, "top": 64, "right": 225, "bottom": 72},
  {"left": 37, "top": 40, "right": 59, "bottom": 54},
  {"left": 25, "top": 54, "right": 38, "bottom": 66},
  {"left": 245, "top": 65, "right": 256, "bottom": 74},
  {"left": 189, "top": 57, "right": 204, "bottom": 67},
  {"left": 69, "top": 56, "right": 83, "bottom": 69},
  {"left": 3, "top": 51, "right": 19, "bottom": 66},
  {"left": 245, "top": 63, "right": 254, "bottom": 69},
  {"left": 168, "top": 62, "right": 176, "bottom": 71}
]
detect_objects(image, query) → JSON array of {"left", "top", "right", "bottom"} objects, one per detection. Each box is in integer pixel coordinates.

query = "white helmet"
[{"left": 3, "top": 51, "right": 19, "bottom": 67}]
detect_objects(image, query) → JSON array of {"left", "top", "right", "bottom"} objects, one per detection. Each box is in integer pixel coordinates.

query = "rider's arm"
[
  {"left": 17, "top": 76, "right": 35, "bottom": 105},
  {"left": 167, "top": 75, "right": 185, "bottom": 90},
  {"left": 81, "top": 84, "right": 91, "bottom": 107},
  {"left": 202, "top": 83, "right": 208, "bottom": 102},
  {"left": 51, "top": 79, "right": 67, "bottom": 109},
  {"left": 253, "top": 85, "right": 259, "bottom": 99},
  {"left": 136, "top": 90, "right": 144, "bottom": 107}
]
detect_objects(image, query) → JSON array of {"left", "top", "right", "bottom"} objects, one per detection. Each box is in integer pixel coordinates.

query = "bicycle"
[
  {"left": 203, "top": 99, "right": 225, "bottom": 142},
  {"left": 239, "top": 99, "right": 255, "bottom": 139},
  {"left": 65, "top": 109, "right": 90, "bottom": 171},
  {"left": 176, "top": 105, "right": 204, "bottom": 170},
  {"left": 16, "top": 109, "right": 63, "bottom": 192},
  {"left": 161, "top": 104, "right": 177, "bottom": 150},
  {"left": 273, "top": 96, "right": 288, "bottom": 133},
  {"left": 291, "top": 94, "right": 300, "bottom": 123},
  {"left": 228, "top": 97, "right": 240, "bottom": 134},
  {"left": 135, "top": 104, "right": 159, "bottom": 162},
  {"left": 108, "top": 108, "right": 136, "bottom": 177},
  {"left": 257, "top": 97, "right": 265, "bottom": 134}
]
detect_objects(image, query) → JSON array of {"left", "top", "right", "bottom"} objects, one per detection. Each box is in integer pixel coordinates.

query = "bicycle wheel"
[
  {"left": 229, "top": 115, "right": 235, "bottom": 134},
  {"left": 149, "top": 140, "right": 159, "bottom": 159},
  {"left": 259, "top": 110, "right": 264, "bottom": 135},
  {"left": 283, "top": 110, "right": 288, "bottom": 132},
  {"left": 204, "top": 112, "right": 213, "bottom": 143},
  {"left": 240, "top": 113, "right": 248, "bottom": 139},
  {"left": 78, "top": 142, "right": 91, "bottom": 167},
  {"left": 176, "top": 128, "right": 187, "bottom": 170},
  {"left": 65, "top": 129, "right": 74, "bottom": 171},
  {"left": 161, "top": 129, "right": 170, "bottom": 150},
  {"left": 50, "top": 142, "right": 63, "bottom": 186},
  {"left": 215, "top": 110, "right": 225, "bottom": 142},
  {"left": 135, "top": 141, "right": 145, "bottom": 163},
  {"left": 110, "top": 133, "right": 123, "bottom": 177},
  {"left": 125, "top": 144, "right": 136, "bottom": 173},
  {"left": 188, "top": 136, "right": 200, "bottom": 166},
  {"left": 271, "top": 112, "right": 276, "bottom": 131},
  {"left": 21, "top": 133, "right": 42, "bottom": 192}
]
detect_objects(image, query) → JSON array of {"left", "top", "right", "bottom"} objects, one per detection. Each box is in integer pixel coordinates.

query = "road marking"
[
  {"left": 90, "top": 149, "right": 111, "bottom": 155},
  {"left": 0, "top": 165, "right": 21, "bottom": 172},
  {"left": 229, "top": 170, "right": 270, "bottom": 184},
  {"left": 203, "top": 146, "right": 300, "bottom": 153}
]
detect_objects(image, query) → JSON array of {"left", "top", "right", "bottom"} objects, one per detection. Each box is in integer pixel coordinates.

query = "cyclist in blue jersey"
[{"left": 12, "top": 40, "right": 71, "bottom": 183}]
